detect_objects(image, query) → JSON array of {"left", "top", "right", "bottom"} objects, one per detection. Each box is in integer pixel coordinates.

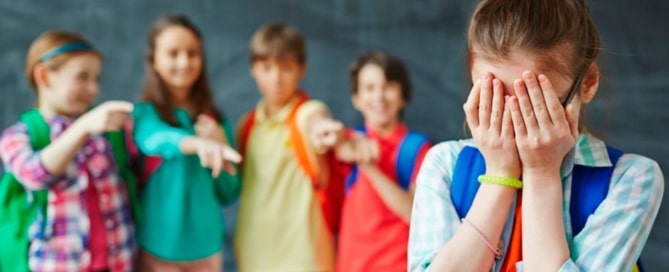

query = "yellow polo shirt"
[{"left": 234, "top": 96, "right": 335, "bottom": 272}]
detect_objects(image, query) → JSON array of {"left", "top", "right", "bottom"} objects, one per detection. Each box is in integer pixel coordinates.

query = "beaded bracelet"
[{"left": 477, "top": 175, "right": 523, "bottom": 189}]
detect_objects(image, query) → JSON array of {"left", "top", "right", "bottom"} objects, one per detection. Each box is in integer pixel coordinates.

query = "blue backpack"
[
  {"left": 450, "top": 145, "right": 644, "bottom": 272},
  {"left": 344, "top": 126, "right": 429, "bottom": 193}
]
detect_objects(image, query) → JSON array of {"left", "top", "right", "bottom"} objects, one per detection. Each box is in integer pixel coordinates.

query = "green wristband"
[{"left": 477, "top": 175, "right": 523, "bottom": 189}]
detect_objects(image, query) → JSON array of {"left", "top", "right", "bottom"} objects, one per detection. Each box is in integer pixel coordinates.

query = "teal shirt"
[{"left": 132, "top": 102, "right": 241, "bottom": 261}]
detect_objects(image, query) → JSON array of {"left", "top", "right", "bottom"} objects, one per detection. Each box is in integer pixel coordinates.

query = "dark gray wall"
[{"left": 1, "top": 0, "right": 667, "bottom": 270}]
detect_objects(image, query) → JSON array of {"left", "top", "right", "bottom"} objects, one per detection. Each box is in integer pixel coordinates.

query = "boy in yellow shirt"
[{"left": 234, "top": 23, "right": 346, "bottom": 272}]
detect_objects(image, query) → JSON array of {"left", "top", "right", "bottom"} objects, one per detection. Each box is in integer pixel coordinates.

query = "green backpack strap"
[
  {"left": 19, "top": 109, "right": 50, "bottom": 228},
  {"left": 0, "top": 109, "right": 50, "bottom": 272},
  {"left": 105, "top": 130, "right": 143, "bottom": 223}
]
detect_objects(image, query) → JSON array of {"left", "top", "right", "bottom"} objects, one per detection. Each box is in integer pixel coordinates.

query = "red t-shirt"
[
  {"left": 86, "top": 173, "right": 108, "bottom": 270},
  {"left": 337, "top": 123, "right": 430, "bottom": 272}
]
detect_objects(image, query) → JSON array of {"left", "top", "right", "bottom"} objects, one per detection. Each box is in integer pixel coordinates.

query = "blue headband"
[{"left": 39, "top": 42, "right": 94, "bottom": 62}]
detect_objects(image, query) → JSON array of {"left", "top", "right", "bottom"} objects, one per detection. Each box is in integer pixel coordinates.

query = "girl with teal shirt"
[{"left": 132, "top": 14, "right": 241, "bottom": 271}]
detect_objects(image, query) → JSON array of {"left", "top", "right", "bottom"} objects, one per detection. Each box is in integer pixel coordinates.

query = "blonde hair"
[{"left": 25, "top": 30, "right": 100, "bottom": 90}]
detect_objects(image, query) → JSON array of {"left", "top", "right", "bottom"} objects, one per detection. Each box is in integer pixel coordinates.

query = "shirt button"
[{"left": 106, "top": 219, "right": 114, "bottom": 228}]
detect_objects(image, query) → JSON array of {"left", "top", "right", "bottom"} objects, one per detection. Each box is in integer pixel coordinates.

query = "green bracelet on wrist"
[{"left": 477, "top": 175, "right": 523, "bottom": 189}]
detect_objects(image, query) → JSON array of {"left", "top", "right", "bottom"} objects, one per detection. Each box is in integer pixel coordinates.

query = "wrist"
[
  {"left": 179, "top": 136, "right": 202, "bottom": 154},
  {"left": 522, "top": 170, "right": 562, "bottom": 192},
  {"left": 522, "top": 166, "right": 560, "bottom": 180},
  {"left": 69, "top": 121, "right": 91, "bottom": 139},
  {"left": 478, "top": 175, "right": 523, "bottom": 189},
  {"left": 485, "top": 168, "right": 521, "bottom": 179}
]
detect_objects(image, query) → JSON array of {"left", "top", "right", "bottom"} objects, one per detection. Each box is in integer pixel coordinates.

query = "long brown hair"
[
  {"left": 467, "top": 0, "right": 600, "bottom": 80},
  {"left": 141, "top": 14, "right": 221, "bottom": 126}
]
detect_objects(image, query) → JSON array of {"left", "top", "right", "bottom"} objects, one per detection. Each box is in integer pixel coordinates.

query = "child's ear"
[
  {"left": 579, "top": 63, "right": 599, "bottom": 104},
  {"left": 33, "top": 64, "right": 50, "bottom": 88}
]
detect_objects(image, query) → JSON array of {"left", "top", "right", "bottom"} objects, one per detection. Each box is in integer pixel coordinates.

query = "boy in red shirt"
[{"left": 336, "top": 51, "right": 431, "bottom": 272}]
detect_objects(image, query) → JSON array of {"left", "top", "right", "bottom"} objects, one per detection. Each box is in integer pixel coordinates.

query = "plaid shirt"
[
  {"left": 408, "top": 133, "right": 664, "bottom": 272},
  {"left": 0, "top": 116, "right": 135, "bottom": 272}
]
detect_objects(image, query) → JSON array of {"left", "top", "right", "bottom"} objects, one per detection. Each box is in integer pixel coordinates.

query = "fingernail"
[
  {"left": 524, "top": 71, "right": 533, "bottom": 80},
  {"left": 538, "top": 74, "right": 547, "bottom": 82}
]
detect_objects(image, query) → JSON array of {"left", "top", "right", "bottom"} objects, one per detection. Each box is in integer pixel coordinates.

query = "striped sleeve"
[
  {"left": 0, "top": 123, "right": 59, "bottom": 190},
  {"left": 408, "top": 140, "right": 468, "bottom": 271},
  {"left": 561, "top": 154, "right": 664, "bottom": 271}
]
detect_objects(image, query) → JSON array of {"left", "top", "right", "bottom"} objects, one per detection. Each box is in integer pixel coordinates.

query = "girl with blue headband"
[{"left": 0, "top": 30, "right": 137, "bottom": 272}]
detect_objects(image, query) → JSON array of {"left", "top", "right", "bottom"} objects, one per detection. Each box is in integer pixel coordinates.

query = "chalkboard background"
[{"left": 1, "top": 0, "right": 667, "bottom": 270}]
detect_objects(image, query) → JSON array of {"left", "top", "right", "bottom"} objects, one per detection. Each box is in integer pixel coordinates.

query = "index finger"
[
  {"left": 537, "top": 74, "right": 568, "bottom": 126},
  {"left": 221, "top": 145, "right": 243, "bottom": 163},
  {"left": 211, "top": 149, "right": 222, "bottom": 178},
  {"left": 103, "top": 101, "right": 134, "bottom": 113}
]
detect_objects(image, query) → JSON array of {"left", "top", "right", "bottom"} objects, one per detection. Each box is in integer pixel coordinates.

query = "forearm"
[
  {"left": 522, "top": 172, "right": 570, "bottom": 271},
  {"left": 359, "top": 164, "right": 414, "bottom": 222},
  {"left": 430, "top": 184, "right": 515, "bottom": 271},
  {"left": 179, "top": 136, "right": 203, "bottom": 155},
  {"left": 133, "top": 104, "right": 191, "bottom": 158},
  {"left": 39, "top": 122, "right": 89, "bottom": 176}
]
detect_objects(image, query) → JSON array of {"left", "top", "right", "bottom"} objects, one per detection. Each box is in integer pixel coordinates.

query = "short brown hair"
[
  {"left": 250, "top": 23, "right": 306, "bottom": 64},
  {"left": 467, "top": 0, "right": 600, "bottom": 79},
  {"left": 25, "top": 30, "right": 100, "bottom": 90},
  {"left": 349, "top": 51, "right": 412, "bottom": 103}
]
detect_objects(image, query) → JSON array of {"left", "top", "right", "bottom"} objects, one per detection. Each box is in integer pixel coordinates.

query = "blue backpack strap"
[
  {"left": 450, "top": 146, "right": 486, "bottom": 218},
  {"left": 344, "top": 125, "right": 367, "bottom": 194},
  {"left": 395, "top": 131, "right": 430, "bottom": 190},
  {"left": 569, "top": 146, "right": 623, "bottom": 235},
  {"left": 570, "top": 146, "right": 644, "bottom": 271}
]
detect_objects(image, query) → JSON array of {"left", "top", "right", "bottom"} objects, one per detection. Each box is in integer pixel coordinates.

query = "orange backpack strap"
[
  {"left": 286, "top": 94, "right": 320, "bottom": 187},
  {"left": 286, "top": 93, "right": 344, "bottom": 234},
  {"left": 239, "top": 111, "right": 256, "bottom": 156}
]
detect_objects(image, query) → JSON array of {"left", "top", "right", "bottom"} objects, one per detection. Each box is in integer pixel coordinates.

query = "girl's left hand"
[
  {"left": 195, "top": 114, "right": 226, "bottom": 143},
  {"left": 508, "top": 71, "right": 579, "bottom": 178}
]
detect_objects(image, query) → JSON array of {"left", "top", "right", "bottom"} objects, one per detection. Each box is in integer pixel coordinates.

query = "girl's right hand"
[
  {"left": 195, "top": 138, "right": 242, "bottom": 178},
  {"left": 463, "top": 73, "right": 521, "bottom": 178},
  {"left": 76, "top": 101, "right": 134, "bottom": 135}
]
